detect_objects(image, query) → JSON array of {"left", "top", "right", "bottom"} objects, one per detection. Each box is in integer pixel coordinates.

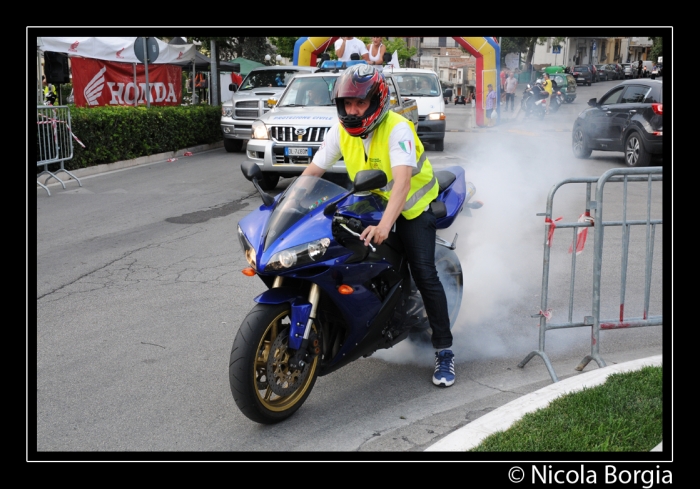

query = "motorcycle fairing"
[
  {"left": 251, "top": 287, "right": 312, "bottom": 350},
  {"left": 433, "top": 166, "right": 467, "bottom": 229}
]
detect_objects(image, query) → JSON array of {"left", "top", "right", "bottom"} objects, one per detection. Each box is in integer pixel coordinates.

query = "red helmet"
[{"left": 332, "top": 64, "right": 390, "bottom": 137}]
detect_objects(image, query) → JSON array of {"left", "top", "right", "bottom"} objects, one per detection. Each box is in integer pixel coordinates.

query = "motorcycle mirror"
[
  {"left": 241, "top": 161, "right": 275, "bottom": 206},
  {"left": 323, "top": 170, "right": 388, "bottom": 217},
  {"left": 241, "top": 160, "right": 261, "bottom": 181},
  {"left": 353, "top": 170, "right": 387, "bottom": 192}
]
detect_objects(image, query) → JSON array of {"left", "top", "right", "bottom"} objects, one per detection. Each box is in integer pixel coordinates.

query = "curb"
[
  {"left": 425, "top": 355, "right": 663, "bottom": 452},
  {"left": 37, "top": 141, "right": 224, "bottom": 188}
]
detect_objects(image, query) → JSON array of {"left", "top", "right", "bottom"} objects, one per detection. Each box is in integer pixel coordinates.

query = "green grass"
[{"left": 470, "top": 366, "right": 662, "bottom": 452}]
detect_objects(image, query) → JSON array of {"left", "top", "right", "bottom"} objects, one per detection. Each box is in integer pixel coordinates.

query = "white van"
[{"left": 385, "top": 67, "right": 446, "bottom": 151}]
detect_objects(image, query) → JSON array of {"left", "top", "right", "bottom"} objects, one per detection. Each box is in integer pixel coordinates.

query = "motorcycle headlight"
[
  {"left": 265, "top": 238, "right": 331, "bottom": 271},
  {"left": 251, "top": 120, "right": 269, "bottom": 140},
  {"left": 427, "top": 112, "right": 445, "bottom": 121},
  {"left": 237, "top": 225, "right": 256, "bottom": 268}
]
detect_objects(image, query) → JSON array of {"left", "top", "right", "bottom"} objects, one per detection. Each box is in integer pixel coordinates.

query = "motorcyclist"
[
  {"left": 301, "top": 64, "right": 457, "bottom": 387},
  {"left": 541, "top": 73, "right": 553, "bottom": 113}
]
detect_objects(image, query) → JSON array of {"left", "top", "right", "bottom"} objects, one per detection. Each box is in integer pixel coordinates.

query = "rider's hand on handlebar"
[{"left": 360, "top": 223, "right": 391, "bottom": 246}]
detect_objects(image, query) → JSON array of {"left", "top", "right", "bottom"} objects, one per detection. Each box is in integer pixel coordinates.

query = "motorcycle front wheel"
[{"left": 229, "top": 303, "right": 319, "bottom": 424}]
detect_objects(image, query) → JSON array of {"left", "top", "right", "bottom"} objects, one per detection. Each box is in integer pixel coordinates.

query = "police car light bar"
[{"left": 320, "top": 60, "right": 368, "bottom": 70}]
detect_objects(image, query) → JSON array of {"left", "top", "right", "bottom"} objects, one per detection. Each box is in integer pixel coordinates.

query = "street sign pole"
[
  {"left": 143, "top": 38, "right": 150, "bottom": 108},
  {"left": 134, "top": 37, "right": 160, "bottom": 108}
]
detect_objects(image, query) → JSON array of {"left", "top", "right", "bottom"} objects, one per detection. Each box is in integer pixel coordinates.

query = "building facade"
[{"left": 530, "top": 37, "right": 653, "bottom": 67}]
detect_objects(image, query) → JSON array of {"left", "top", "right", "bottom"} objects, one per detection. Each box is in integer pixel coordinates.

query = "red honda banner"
[{"left": 70, "top": 57, "right": 183, "bottom": 107}]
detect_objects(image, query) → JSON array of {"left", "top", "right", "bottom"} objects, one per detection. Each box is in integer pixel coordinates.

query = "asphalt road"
[{"left": 33, "top": 78, "right": 665, "bottom": 460}]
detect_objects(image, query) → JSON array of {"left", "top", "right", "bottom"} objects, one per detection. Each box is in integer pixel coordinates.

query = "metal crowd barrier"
[
  {"left": 518, "top": 167, "right": 663, "bottom": 382},
  {"left": 36, "top": 105, "right": 83, "bottom": 196}
]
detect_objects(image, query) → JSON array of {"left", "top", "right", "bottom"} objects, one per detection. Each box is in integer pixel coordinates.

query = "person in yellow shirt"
[
  {"left": 301, "top": 64, "right": 456, "bottom": 388},
  {"left": 542, "top": 73, "right": 553, "bottom": 114},
  {"left": 42, "top": 76, "right": 58, "bottom": 105}
]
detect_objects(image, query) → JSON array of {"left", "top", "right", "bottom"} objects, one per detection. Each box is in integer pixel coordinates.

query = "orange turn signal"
[
  {"left": 242, "top": 267, "right": 256, "bottom": 276},
  {"left": 338, "top": 285, "right": 354, "bottom": 295}
]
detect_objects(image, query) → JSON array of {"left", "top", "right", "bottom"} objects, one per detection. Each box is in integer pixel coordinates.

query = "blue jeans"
[{"left": 395, "top": 209, "right": 452, "bottom": 349}]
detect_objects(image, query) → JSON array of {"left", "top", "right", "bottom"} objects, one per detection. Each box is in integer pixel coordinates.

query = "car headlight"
[
  {"left": 428, "top": 112, "right": 445, "bottom": 121},
  {"left": 251, "top": 120, "right": 269, "bottom": 140},
  {"left": 265, "top": 238, "right": 331, "bottom": 271},
  {"left": 237, "top": 225, "right": 256, "bottom": 268},
  {"left": 222, "top": 106, "right": 233, "bottom": 118}
]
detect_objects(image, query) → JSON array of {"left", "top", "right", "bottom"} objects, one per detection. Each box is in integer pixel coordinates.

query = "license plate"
[{"left": 285, "top": 147, "right": 311, "bottom": 156}]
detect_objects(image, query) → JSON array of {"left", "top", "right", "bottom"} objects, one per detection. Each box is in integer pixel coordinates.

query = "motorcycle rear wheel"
[{"left": 229, "top": 303, "right": 319, "bottom": 424}]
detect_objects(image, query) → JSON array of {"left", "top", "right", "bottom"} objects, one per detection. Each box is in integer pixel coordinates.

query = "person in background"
[
  {"left": 366, "top": 37, "right": 386, "bottom": 66},
  {"left": 307, "top": 83, "right": 330, "bottom": 105},
  {"left": 195, "top": 72, "right": 208, "bottom": 102},
  {"left": 500, "top": 69, "right": 507, "bottom": 92},
  {"left": 485, "top": 83, "right": 497, "bottom": 126},
  {"left": 335, "top": 37, "right": 369, "bottom": 62},
  {"left": 504, "top": 71, "right": 518, "bottom": 112},
  {"left": 42, "top": 76, "right": 58, "bottom": 105},
  {"left": 418, "top": 78, "right": 433, "bottom": 93},
  {"left": 542, "top": 73, "right": 553, "bottom": 114},
  {"left": 301, "top": 64, "right": 457, "bottom": 388}
]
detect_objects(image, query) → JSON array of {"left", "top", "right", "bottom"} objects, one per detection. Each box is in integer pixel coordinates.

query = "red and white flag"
[{"left": 569, "top": 212, "right": 593, "bottom": 255}]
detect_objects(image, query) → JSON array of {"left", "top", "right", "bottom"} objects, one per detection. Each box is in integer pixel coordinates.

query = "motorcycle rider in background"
[
  {"left": 542, "top": 73, "right": 553, "bottom": 114},
  {"left": 301, "top": 64, "right": 458, "bottom": 387}
]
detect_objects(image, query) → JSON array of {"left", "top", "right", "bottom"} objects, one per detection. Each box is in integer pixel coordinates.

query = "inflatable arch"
[{"left": 293, "top": 36, "right": 500, "bottom": 127}]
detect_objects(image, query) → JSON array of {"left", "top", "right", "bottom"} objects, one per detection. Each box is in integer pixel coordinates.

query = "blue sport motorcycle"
[{"left": 231, "top": 161, "right": 482, "bottom": 424}]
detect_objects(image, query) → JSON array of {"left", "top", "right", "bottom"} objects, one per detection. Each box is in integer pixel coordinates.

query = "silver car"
[
  {"left": 621, "top": 63, "right": 634, "bottom": 79},
  {"left": 245, "top": 66, "right": 418, "bottom": 190}
]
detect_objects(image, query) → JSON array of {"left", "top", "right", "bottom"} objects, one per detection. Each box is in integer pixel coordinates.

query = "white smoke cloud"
[{"left": 375, "top": 129, "right": 587, "bottom": 365}]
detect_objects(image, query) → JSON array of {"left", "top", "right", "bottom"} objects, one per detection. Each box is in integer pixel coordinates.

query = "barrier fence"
[
  {"left": 518, "top": 167, "right": 663, "bottom": 383},
  {"left": 36, "top": 105, "right": 83, "bottom": 196}
]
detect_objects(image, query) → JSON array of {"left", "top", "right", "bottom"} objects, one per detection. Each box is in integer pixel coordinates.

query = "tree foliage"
[
  {"left": 191, "top": 37, "right": 274, "bottom": 63},
  {"left": 649, "top": 37, "right": 663, "bottom": 62},
  {"left": 500, "top": 37, "right": 565, "bottom": 69},
  {"left": 269, "top": 37, "right": 299, "bottom": 60}
]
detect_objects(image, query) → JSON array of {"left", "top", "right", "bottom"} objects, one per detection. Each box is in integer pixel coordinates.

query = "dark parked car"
[
  {"left": 572, "top": 65, "right": 593, "bottom": 86},
  {"left": 588, "top": 64, "right": 599, "bottom": 82},
  {"left": 455, "top": 94, "right": 468, "bottom": 105},
  {"left": 615, "top": 63, "right": 625, "bottom": 80},
  {"left": 572, "top": 79, "right": 663, "bottom": 167},
  {"left": 594, "top": 64, "right": 608, "bottom": 81},
  {"left": 595, "top": 64, "right": 617, "bottom": 81}
]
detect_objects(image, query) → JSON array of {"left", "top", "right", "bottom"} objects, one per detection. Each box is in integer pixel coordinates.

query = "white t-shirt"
[
  {"left": 312, "top": 121, "right": 417, "bottom": 171},
  {"left": 334, "top": 38, "right": 369, "bottom": 62}
]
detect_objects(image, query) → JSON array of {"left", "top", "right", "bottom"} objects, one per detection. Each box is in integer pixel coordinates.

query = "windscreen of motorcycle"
[{"left": 263, "top": 176, "right": 346, "bottom": 252}]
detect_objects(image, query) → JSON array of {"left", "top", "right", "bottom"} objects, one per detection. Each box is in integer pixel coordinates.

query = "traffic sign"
[
  {"left": 552, "top": 45, "right": 561, "bottom": 54},
  {"left": 505, "top": 52, "right": 519, "bottom": 69},
  {"left": 134, "top": 37, "right": 159, "bottom": 64}
]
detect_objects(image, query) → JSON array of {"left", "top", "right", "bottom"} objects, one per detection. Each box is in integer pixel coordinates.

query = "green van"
[{"left": 550, "top": 72, "right": 577, "bottom": 103}]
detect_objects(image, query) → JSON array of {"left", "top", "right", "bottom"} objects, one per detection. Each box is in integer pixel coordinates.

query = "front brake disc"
[{"left": 266, "top": 330, "right": 310, "bottom": 396}]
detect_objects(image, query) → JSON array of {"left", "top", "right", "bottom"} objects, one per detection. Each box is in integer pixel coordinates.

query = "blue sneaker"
[{"left": 433, "top": 350, "right": 455, "bottom": 387}]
